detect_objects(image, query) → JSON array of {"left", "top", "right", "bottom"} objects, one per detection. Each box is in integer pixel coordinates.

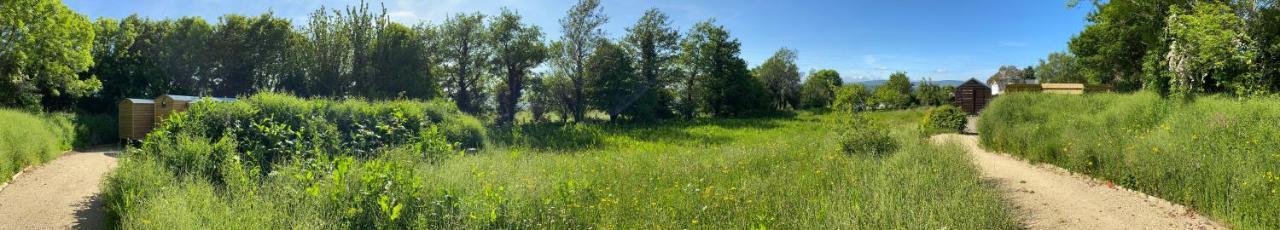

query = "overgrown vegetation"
[
  {"left": 0, "top": 110, "right": 114, "bottom": 185},
  {"left": 103, "top": 94, "right": 1013, "bottom": 228},
  {"left": 979, "top": 93, "right": 1280, "bottom": 229},
  {"left": 920, "top": 105, "right": 967, "bottom": 134}
]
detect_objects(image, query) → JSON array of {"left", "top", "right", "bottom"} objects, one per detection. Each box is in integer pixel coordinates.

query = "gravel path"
[
  {"left": 0, "top": 149, "right": 119, "bottom": 230},
  {"left": 931, "top": 134, "right": 1225, "bottom": 230}
]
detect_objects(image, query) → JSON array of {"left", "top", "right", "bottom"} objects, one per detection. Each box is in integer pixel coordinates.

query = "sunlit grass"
[{"left": 979, "top": 92, "right": 1280, "bottom": 229}]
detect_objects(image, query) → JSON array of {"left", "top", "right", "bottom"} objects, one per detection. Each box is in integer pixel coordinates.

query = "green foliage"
[
  {"left": 0, "top": 0, "right": 100, "bottom": 110},
  {"left": 833, "top": 84, "right": 872, "bottom": 112},
  {"left": 799, "top": 69, "right": 842, "bottom": 109},
  {"left": 0, "top": 109, "right": 73, "bottom": 185},
  {"left": 440, "top": 12, "right": 491, "bottom": 114},
  {"left": 752, "top": 48, "right": 802, "bottom": 110},
  {"left": 1035, "top": 52, "right": 1087, "bottom": 83},
  {"left": 837, "top": 114, "right": 899, "bottom": 157},
  {"left": 979, "top": 92, "right": 1280, "bottom": 229},
  {"left": 920, "top": 105, "right": 966, "bottom": 134},
  {"left": 1162, "top": 2, "right": 1257, "bottom": 99},
  {"left": 623, "top": 8, "right": 681, "bottom": 122},
  {"left": 555, "top": 0, "right": 609, "bottom": 122},
  {"left": 585, "top": 41, "right": 640, "bottom": 121},
  {"left": 490, "top": 9, "right": 548, "bottom": 125},
  {"left": 680, "top": 20, "right": 772, "bottom": 117},
  {"left": 913, "top": 80, "right": 953, "bottom": 107},
  {"left": 872, "top": 72, "right": 913, "bottom": 109}
]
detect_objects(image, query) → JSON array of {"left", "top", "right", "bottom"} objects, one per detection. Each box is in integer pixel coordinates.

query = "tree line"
[
  {"left": 1, "top": 0, "right": 888, "bottom": 124},
  {"left": 993, "top": 0, "right": 1280, "bottom": 100}
]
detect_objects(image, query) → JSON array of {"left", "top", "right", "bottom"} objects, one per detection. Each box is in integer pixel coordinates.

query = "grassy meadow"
[
  {"left": 979, "top": 92, "right": 1280, "bottom": 229},
  {"left": 103, "top": 94, "right": 1014, "bottom": 229}
]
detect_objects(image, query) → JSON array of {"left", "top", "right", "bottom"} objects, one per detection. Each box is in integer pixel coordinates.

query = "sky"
[{"left": 63, "top": 0, "right": 1095, "bottom": 83}]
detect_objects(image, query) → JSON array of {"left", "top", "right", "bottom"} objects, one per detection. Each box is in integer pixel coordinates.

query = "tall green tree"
[
  {"left": 1163, "top": 2, "right": 1255, "bottom": 98},
  {"left": 440, "top": 12, "right": 490, "bottom": 114},
  {"left": 1069, "top": 0, "right": 1191, "bottom": 91},
  {"left": 680, "top": 20, "right": 770, "bottom": 117},
  {"left": 210, "top": 13, "right": 296, "bottom": 96},
  {"left": 623, "top": 8, "right": 681, "bottom": 121},
  {"left": 556, "top": 0, "right": 608, "bottom": 122},
  {"left": 489, "top": 9, "right": 547, "bottom": 125},
  {"left": 586, "top": 41, "right": 639, "bottom": 121},
  {"left": 873, "top": 71, "right": 913, "bottom": 109},
  {"left": 799, "top": 69, "right": 842, "bottom": 109},
  {"left": 1252, "top": 2, "right": 1280, "bottom": 92},
  {"left": 1034, "top": 52, "right": 1087, "bottom": 83},
  {"left": 0, "top": 0, "right": 99, "bottom": 109},
  {"left": 370, "top": 22, "right": 433, "bottom": 99},
  {"left": 163, "top": 17, "right": 216, "bottom": 95},
  {"left": 79, "top": 16, "right": 168, "bottom": 112},
  {"left": 304, "top": 6, "right": 351, "bottom": 97},
  {"left": 752, "top": 48, "right": 802, "bottom": 110}
]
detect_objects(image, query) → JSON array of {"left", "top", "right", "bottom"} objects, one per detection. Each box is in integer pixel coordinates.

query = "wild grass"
[
  {"left": 104, "top": 94, "right": 1014, "bottom": 228},
  {"left": 979, "top": 92, "right": 1280, "bottom": 229},
  {"left": 0, "top": 109, "right": 75, "bottom": 185}
]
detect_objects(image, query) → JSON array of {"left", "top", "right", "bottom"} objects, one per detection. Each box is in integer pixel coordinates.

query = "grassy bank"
[
  {"left": 0, "top": 109, "right": 73, "bottom": 185},
  {"left": 104, "top": 94, "right": 1012, "bottom": 228},
  {"left": 979, "top": 92, "right": 1280, "bottom": 229}
]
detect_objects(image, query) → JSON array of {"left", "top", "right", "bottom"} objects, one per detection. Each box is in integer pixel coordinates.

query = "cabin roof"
[
  {"left": 959, "top": 78, "right": 990, "bottom": 89},
  {"left": 122, "top": 98, "right": 156, "bottom": 103},
  {"left": 163, "top": 94, "right": 237, "bottom": 102}
]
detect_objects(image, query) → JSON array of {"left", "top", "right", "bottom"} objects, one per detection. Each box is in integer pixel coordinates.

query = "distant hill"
[{"left": 855, "top": 79, "right": 966, "bottom": 89}]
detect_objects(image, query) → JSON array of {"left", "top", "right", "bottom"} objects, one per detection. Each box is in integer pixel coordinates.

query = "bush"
[
  {"left": 837, "top": 113, "right": 899, "bottom": 157},
  {"left": 920, "top": 105, "right": 967, "bottom": 134},
  {"left": 979, "top": 92, "right": 1280, "bottom": 229},
  {"left": 105, "top": 93, "right": 485, "bottom": 227}
]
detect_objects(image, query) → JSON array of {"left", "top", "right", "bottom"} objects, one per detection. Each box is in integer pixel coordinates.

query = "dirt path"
[
  {"left": 931, "top": 134, "right": 1225, "bottom": 230},
  {"left": 0, "top": 149, "right": 119, "bottom": 230}
]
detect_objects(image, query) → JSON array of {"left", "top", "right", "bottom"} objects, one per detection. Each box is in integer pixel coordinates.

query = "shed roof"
[
  {"left": 122, "top": 98, "right": 156, "bottom": 103},
  {"left": 959, "top": 78, "right": 990, "bottom": 89},
  {"left": 163, "top": 94, "right": 237, "bottom": 102}
]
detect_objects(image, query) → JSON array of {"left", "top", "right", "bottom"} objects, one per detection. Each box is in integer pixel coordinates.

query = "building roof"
[
  {"left": 959, "top": 78, "right": 990, "bottom": 88},
  {"left": 163, "top": 94, "right": 237, "bottom": 102},
  {"left": 122, "top": 98, "right": 155, "bottom": 103}
]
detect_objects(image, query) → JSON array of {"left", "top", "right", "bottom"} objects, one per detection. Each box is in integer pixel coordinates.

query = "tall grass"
[
  {"left": 0, "top": 109, "right": 74, "bottom": 185},
  {"left": 979, "top": 92, "right": 1280, "bottom": 229},
  {"left": 104, "top": 94, "right": 1013, "bottom": 228}
]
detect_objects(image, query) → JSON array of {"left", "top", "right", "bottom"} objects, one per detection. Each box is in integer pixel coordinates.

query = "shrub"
[
  {"left": 920, "top": 105, "right": 967, "bottom": 134},
  {"left": 837, "top": 113, "right": 899, "bottom": 157}
]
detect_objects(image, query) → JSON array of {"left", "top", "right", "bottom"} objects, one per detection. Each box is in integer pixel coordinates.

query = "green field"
[
  {"left": 0, "top": 109, "right": 114, "bottom": 185},
  {"left": 979, "top": 92, "right": 1280, "bottom": 229},
  {"left": 103, "top": 94, "right": 1013, "bottom": 229}
]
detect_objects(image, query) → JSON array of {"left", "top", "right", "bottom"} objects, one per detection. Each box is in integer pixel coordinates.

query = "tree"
[
  {"left": 304, "top": 6, "right": 352, "bottom": 97},
  {"left": 209, "top": 13, "right": 296, "bottom": 96},
  {"left": 913, "top": 79, "right": 952, "bottom": 106},
  {"left": 370, "top": 22, "right": 433, "bottom": 99},
  {"left": 799, "top": 69, "right": 842, "bottom": 109},
  {"left": 985, "top": 65, "right": 1025, "bottom": 86},
  {"left": 79, "top": 16, "right": 169, "bottom": 112},
  {"left": 585, "top": 41, "right": 639, "bottom": 121},
  {"left": 489, "top": 9, "right": 547, "bottom": 125},
  {"left": 0, "top": 0, "right": 100, "bottom": 109},
  {"left": 752, "top": 48, "right": 802, "bottom": 110},
  {"left": 1035, "top": 52, "right": 1087, "bottom": 83},
  {"left": 440, "top": 12, "right": 490, "bottom": 114},
  {"left": 833, "top": 84, "right": 872, "bottom": 112},
  {"left": 680, "top": 20, "right": 770, "bottom": 117},
  {"left": 162, "top": 17, "right": 216, "bottom": 95},
  {"left": 1163, "top": 2, "right": 1255, "bottom": 98},
  {"left": 1252, "top": 2, "right": 1280, "bottom": 92},
  {"left": 873, "top": 71, "right": 913, "bottom": 109},
  {"left": 1069, "top": 0, "right": 1191, "bottom": 91},
  {"left": 623, "top": 8, "right": 681, "bottom": 121},
  {"left": 556, "top": 0, "right": 608, "bottom": 122}
]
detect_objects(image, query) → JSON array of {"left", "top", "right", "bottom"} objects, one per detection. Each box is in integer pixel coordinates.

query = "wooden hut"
[
  {"left": 154, "top": 95, "right": 237, "bottom": 126},
  {"left": 118, "top": 99, "right": 156, "bottom": 140},
  {"left": 955, "top": 79, "right": 992, "bottom": 115}
]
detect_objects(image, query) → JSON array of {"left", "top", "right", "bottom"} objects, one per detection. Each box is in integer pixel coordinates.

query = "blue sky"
[{"left": 64, "top": 0, "right": 1094, "bottom": 82}]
